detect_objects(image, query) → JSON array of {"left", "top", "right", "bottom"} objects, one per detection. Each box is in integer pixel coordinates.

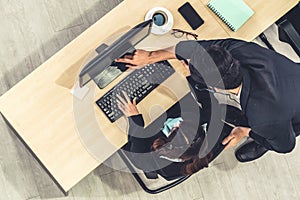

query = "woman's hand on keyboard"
[
  {"left": 115, "top": 50, "right": 152, "bottom": 69},
  {"left": 117, "top": 91, "right": 140, "bottom": 117}
]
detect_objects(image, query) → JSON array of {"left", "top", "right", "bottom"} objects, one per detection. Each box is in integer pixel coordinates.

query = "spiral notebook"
[{"left": 207, "top": 0, "right": 254, "bottom": 32}]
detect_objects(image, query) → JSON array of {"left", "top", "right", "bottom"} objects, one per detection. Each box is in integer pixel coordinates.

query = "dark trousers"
[{"left": 293, "top": 123, "right": 300, "bottom": 137}]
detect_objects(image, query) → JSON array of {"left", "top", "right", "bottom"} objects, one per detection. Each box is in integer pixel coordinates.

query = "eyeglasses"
[{"left": 171, "top": 29, "right": 198, "bottom": 40}]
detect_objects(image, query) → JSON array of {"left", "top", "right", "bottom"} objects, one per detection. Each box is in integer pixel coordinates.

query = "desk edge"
[{"left": 0, "top": 112, "right": 69, "bottom": 196}]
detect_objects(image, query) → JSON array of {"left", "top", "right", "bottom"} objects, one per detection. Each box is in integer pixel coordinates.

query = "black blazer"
[
  {"left": 175, "top": 38, "right": 300, "bottom": 153},
  {"left": 126, "top": 81, "right": 247, "bottom": 179}
]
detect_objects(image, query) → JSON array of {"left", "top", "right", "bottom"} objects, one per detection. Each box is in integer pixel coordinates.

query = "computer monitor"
[{"left": 79, "top": 19, "right": 153, "bottom": 87}]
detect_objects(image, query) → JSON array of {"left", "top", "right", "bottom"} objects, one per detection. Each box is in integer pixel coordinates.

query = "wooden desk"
[
  {"left": 0, "top": 0, "right": 228, "bottom": 194},
  {"left": 0, "top": 0, "right": 297, "bottom": 194}
]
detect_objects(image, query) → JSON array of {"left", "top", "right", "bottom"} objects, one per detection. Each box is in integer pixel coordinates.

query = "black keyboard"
[{"left": 96, "top": 61, "right": 175, "bottom": 122}]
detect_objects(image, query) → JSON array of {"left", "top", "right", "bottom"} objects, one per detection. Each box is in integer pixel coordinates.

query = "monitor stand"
[{"left": 92, "top": 43, "right": 134, "bottom": 89}]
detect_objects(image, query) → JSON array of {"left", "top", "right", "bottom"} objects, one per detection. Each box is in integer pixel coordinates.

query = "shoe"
[{"left": 235, "top": 140, "right": 268, "bottom": 162}]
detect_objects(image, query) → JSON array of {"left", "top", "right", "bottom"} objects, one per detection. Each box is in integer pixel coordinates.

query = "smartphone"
[{"left": 178, "top": 2, "right": 204, "bottom": 30}]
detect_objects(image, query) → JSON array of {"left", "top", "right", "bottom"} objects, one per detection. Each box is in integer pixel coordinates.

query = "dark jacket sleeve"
[
  {"left": 175, "top": 38, "right": 280, "bottom": 69},
  {"left": 249, "top": 121, "right": 296, "bottom": 153},
  {"left": 127, "top": 114, "right": 151, "bottom": 153},
  {"left": 175, "top": 38, "right": 247, "bottom": 60}
]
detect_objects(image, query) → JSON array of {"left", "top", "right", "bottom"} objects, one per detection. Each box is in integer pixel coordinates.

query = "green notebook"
[{"left": 207, "top": 0, "right": 254, "bottom": 32}]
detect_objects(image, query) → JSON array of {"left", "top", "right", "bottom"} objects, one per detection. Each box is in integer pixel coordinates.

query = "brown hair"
[
  {"left": 151, "top": 136, "right": 214, "bottom": 175},
  {"left": 181, "top": 152, "right": 213, "bottom": 175},
  {"left": 151, "top": 137, "right": 168, "bottom": 150}
]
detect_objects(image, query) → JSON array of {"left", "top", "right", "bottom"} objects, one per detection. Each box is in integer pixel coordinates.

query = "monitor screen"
[{"left": 79, "top": 19, "right": 153, "bottom": 87}]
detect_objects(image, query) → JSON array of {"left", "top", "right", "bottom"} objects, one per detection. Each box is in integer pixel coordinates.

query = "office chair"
[
  {"left": 258, "top": 20, "right": 300, "bottom": 57},
  {"left": 259, "top": 3, "right": 300, "bottom": 58},
  {"left": 259, "top": 20, "right": 300, "bottom": 57},
  {"left": 277, "top": 19, "right": 300, "bottom": 57},
  {"left": 276, "top": 3, "right": 300, "bottom": 57},
  {"left": 118, "top": 144, "right": 191, "bottom": 194}
]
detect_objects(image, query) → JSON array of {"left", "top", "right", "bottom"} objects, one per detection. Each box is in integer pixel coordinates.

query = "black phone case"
[{"left": 178, "top": 2, "right": 204, "bottom": 30}]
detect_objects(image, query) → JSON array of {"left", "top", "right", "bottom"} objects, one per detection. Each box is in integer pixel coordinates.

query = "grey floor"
[{"left": 0, "top": 0, "right": 299, "bottom": 200}]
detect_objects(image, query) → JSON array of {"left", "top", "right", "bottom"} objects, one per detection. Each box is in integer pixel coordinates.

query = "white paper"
[{"left": 70, "top": 81, "right": 89, "bottom": 100}]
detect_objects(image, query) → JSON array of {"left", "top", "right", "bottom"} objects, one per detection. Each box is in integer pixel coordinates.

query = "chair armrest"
[{"left": 278, "top": 19, "right": 300, "bottom": 57}]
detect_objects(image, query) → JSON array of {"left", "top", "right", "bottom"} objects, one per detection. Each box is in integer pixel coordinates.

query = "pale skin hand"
[
  {"left": 115, "top": 46, "right": 177, "bottom": 69},
  {"left": 116, "top": 91, "right": 139, "bottom": 117},
  {"left": 222, "top": 126, "right": 251, "bottom": 150}
]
